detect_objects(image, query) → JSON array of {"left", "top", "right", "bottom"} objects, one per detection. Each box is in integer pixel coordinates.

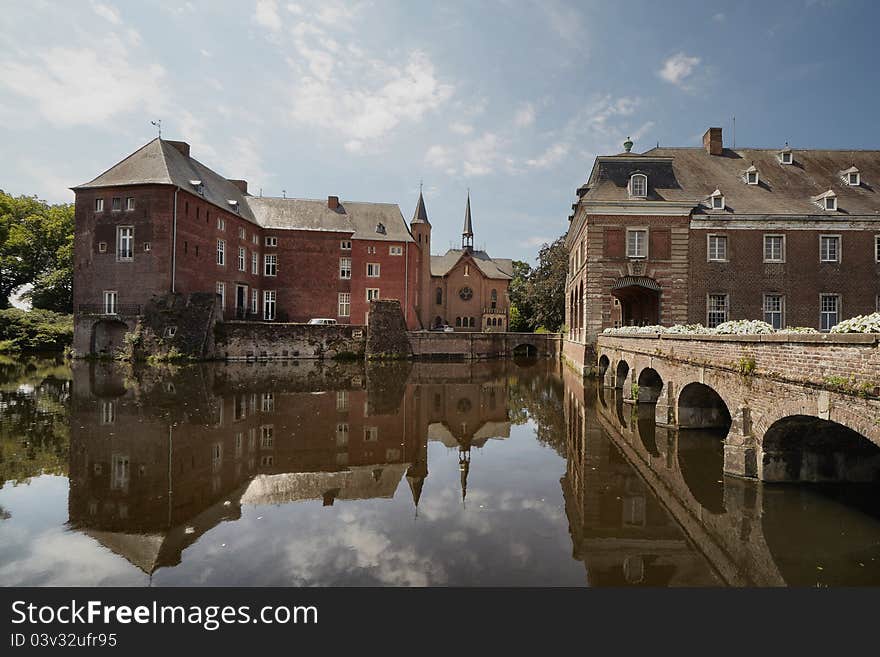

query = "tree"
[
  {"left": 528, "top": 236, "right": 568, "bottom": 331},
  {"left": 508, "top": 260, "right": 533, "bottom": 332},
  {"left": 0, "top": 191, "right": 74, "bottom": 311}
]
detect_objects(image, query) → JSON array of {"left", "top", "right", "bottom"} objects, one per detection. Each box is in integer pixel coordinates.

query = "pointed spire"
[
  {"left": 462, "top": 190, "right": 474, "bottom": 250},
  {"left": 459, "top": 448, "right": 470, "bottom": 506},
  {"left": 411, "top": 187, "right": 430, "bottom": 225}
]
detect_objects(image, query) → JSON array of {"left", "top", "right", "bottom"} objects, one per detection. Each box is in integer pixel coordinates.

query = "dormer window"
[
  {"left": 841, "top": 166, "right": 860, "bottom": 186},
  {"left": 227, "top": 199, "right": 239, "bottom": 213},
  {"left": 745, "top": 165, "right": 759, "bottom": 185},
  {"left": 709, "top": 188, "right": 725, "bottom": 210},
  {"left": 629, "top": 173, "right": 647, "bottom": 198},
  {"left": 778, "top": 145, "right": 793, "bottom": 165},
  {"left": 190, "top": 179, "right": 204, "bottom": 196},
  {"left": 375, "top": 222, "right": 386, "bottom": 234},
  {"left": 813, "top": 190, "right": 837, "bottom": 211}
]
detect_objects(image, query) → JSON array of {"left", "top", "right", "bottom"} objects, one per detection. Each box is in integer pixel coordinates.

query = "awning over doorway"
[{"left": 612, "top": 276, "right": 660, "bottom": 292}]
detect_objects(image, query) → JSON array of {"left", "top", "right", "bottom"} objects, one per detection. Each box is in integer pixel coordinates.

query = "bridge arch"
[
  {"left": 677, "top": 382, "right": 731, "bottom": 430},
  {"left": 636, "top": 367, "right": 663, "bottom": 402},
  {"left": 91, "top": 319, "right": 130, "bottom": 357},
  {"left": 614, "top": 359, "right": 630, "bottom": 390},
  {"left": 760, "top": 415, "right": 880, "bottom": 483},
  {"left": 512, "top": 343, "right": 538, "bottom": 358},
  {"left": 597, "top": 355, "right": 610, "bottom": 386}
]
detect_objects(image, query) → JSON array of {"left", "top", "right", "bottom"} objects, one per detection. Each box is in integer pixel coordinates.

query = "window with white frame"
[
  {"left": 103, "top": 290, "right": 117, "bottom": 315},
  {"left": 264, "top": 253, "right": 277, "bottom": 276},
  {"left": 825, "top": 195, "right": 837, "bottom": 211},
  {"left": 260, "top": 425, "right": 274, "bottom": 449},
  {"left": 261, "top": 393, "right": 274, "bottom": 413},
  {"left": 216, "top": 282, "right": 225, "bottom": 310},
  {"left": 251, "top": 288, "right": 259, "bottom": 314},
  {"left": 820, "top": 235, "right": 840, "bottom": 262},
  {"left": 339, "top": 257, "right": 352, "bottom": 279},
  {"left": 626, "top": 229, "right": 647, "bottom": 258},
  {"left": 238, "top": 227, "right": 246, "bottom": 239},
  {"left": 336, "top": 390, "right": 349, "bottom": 411},
  {"left": 764, "top": 235, "right": 785, "bottom": 262},
  {"left": 389, "top": 245, "right": 403, "bottom": 256},
  {"left": 366, "top": 263, "right": 380, "bottom": 277},
  {"left": 780, "top": 151, "right": 792, "bottom": 165},
  {"left": 143, "top": 242, "right": 151, "bottom": 252},
  {"left": 111, "top": 197, "right": 122, "bottom": 211},
  {"left": 217, "top": 239, "right": 225, "bottom": 265},
  {"left": 95, "top": 198, "right": 104, "bottom": 212},
  {"left": 252, "top": 234, "right": 258, "bottom": 245},
  {"left": 366, "top": 288, "right": 380, "bottom": 302},
  {"left": 763, "top": 294, "right": 784, "bottom": 329},
  {"left": 117, "top": 226, "right": 134, "bottom": 261},
  {"left": 707, "top": 294, "right": 729, "bottom": 328},
  {"left": 629, "top": 173, "right": 647, "bottom": 198},
  {"left": 338, "top": 292, "right": 351, "bottom": 317},
  {"left": 820, "top": 294, "right": 840, "bottom": 331},
  {"left": 252, "top": 251, "right": 259, "bottom": 274},
  {"left": 711, "top": 192, "right": 725, "bottom": 210},
  {"left": 217, "top": 217, "right": 225, "bottom": 231},
  {"left": 341, "top": 240, "right": 352, "bottom": 250},
  {"left": 265, "top": 236, "right": 277, "bottom": 247},
  {"left": 238, "top": 247, "right": 246, "bottom": 271},
  {"left": 707, "top": 234, "right": 728, "bottom": 261},
  {"left": 263, "top": 290, "right": 276, "bottom": 320},
  {"left": 125, "top": 197, "right": 135, "bottom": 211},
  {"left": 364, "top": 426, "right": 378, "bottom": 442},
  {"left": 849, "top": 172, "right": 860, "bottom": 186},
  {"left": 336, "top": 422, "right": 349, "bottom": 447},
  {"left": 746, "top": 167, "right": 759, "bottom": 185},
  {"left": 366, "top": 245, "right": 376, "bottom": 255}
]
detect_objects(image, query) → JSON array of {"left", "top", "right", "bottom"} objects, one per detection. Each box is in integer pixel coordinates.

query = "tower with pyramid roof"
[{"left": 409, "top": 187, "right": 434, "bottom": 329}]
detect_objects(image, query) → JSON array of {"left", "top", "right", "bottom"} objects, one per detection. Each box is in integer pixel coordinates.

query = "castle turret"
[{"left": 410, "top": 188, "right": 433, "bottom": 329}]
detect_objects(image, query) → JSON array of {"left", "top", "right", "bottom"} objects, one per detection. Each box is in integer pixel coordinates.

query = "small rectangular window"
[
  {"left": 251, "top": 288, "right": 259, "bottom": 314},
  {"left": 366, "top": 262, "right": 381, "bottom": 277},
  {"left": 95, "top": 198, "right": 104, "bottom": 212},
  {"left": 238, "top": 227, "right": 246, "bottom": 239},
  {"left": 366, "top": 288, "right": 380, "bottom": 301},
  {"left": 217, "top": 239, "right": 226, "bottom": 266},
  {"left": 111, "top": 197, "right": 122, "bottom": 211},
  {"left": 338, "top": 292, "right": 351, "bottom": 317},
  {"left": 747, "top": 172, "right": 758, "bottom": 185},
  {"left": 849, "top": 173, "right": 859, "bottom": 186},
  {"left": 820, "top": 294, "right": 840, "bottom": 331},
  {"left": 764, "top": 235, "right": 785, "bottom": 263},
  {"left": 125, "top": 197, "right": 135, "bottom": 211},
  {"left": 707, "top": 294, "right": 728, "bottom": 328},
  {"left": 825, "top": 196, "right": 837, "bottom": 211},
  {"left": 238, "top": 246, "right": 246, "bottom": 271},
  {"left": 341, "top": 240, "right": 352, "bottom": 250},
  {"left": 389, "top": 245, "right": 403, "bottom": 256},
  {"left": 252, "top": 251, "right": 259, "bottom": 274},
  {"left": 781, "top": 152, "right": 792, "bottom": 164},
  {"left": 143, "top": 242, "right": 151, "bottom": 253},
  {"left": 216, "top": 281, "right": 226, "bottom": 310},
  {"left": 264, "top": 254, "right": 277, "bottom": 277},
  {"left": 763, "top": 294, "right": 784, "bottom": 330},
  {"left": 707, "top": 234, "right": 728, "bottom": 261},
  {"left": 103, "top": 290, "right": 117, "bottom": 315},
  {"left": 626, "top": 229, "right": 647, "bottom": 258},
  {"left": 265, "top": 236, "right": 277, "bottom": 247},
  {"left": 339, "top": 257, "right": 352, "bottom": 279},
  {"left": 98, "top": 241, "right": 107, "bottom": 253},
  {"left": 263, "top": 290, "right": 276, "bottom": 320},
  {"left": 117, "top": 226, "right": 134, "bottom": 261},
  {"left": 217, "top": 217, "right": 225, "bottom": 231},
  {"left": 820, "top": 235, "right": 840, "bottom": 262}
]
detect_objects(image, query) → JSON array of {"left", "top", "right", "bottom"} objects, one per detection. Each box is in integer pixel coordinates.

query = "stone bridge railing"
[
  {"left": 408, "top": 332, "right": 561, "bottom": 360},
  {"left": 596, "top": 333, "right": 880, "bottom": 482}
]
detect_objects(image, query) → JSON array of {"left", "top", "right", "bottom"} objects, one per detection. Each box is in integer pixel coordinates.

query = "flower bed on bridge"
[{"left": 603, "top": 319, "right": 823, "bottom": 336}]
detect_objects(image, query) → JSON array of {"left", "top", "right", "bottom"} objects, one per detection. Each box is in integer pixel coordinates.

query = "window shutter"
[
  {"left": 604, "top": 227, "right": 624, "bottom": 258},
  {"left": 650, "top": 229, "right": 671, "bottom": 260}
]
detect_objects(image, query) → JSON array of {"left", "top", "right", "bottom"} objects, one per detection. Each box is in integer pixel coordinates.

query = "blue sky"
[{"left": 1, "top": 0, "right": 877, "bottom": 263}]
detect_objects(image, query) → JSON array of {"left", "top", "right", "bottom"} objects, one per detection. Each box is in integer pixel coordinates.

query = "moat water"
[{"left": 1, "top": 355, "right": 879, "bottom": 586}]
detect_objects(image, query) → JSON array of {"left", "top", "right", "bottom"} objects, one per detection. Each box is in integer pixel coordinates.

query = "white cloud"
[
  {"left": 462, "top": 132, "right": 503, "bottom": 177},
  {"left": 658, "top": 52, "right": 701, "bottom": 88},
  {"left": 254, "top": 0, "right": 282, "bottom": 31},
  {"left": 514, "top": 102, "right": 536, "bottom": 127},
  {"left": 449, "top": 121, "right": 474, "bottom": 135},
  {"left": 0, "top": 34, "right": 166, "bottom": 127},
  {"left": 526, "top": 142, "right": 569, "bottom": 169},
  {"left": 425, "top": 145, "right": 453, "bottom": 169},
  {"left": 90, "top": 1, "right": 121, "bottom": 24},
  {"left": 522, "top": 236, "right": 551, "bottom": 247}
]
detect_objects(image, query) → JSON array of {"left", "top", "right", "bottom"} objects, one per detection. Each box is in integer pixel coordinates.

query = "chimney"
[
  {"left": 166, "top": 140, "right": 190, "bottom": 158},
  {"left": 328, "top": 195, "right": 339, "bottom": 210},
  {"left": 228, "top": 179, "right": 248, "bottom": 195},
  {"left": 702, "top": 127, "right": 723, "bottom": 156}
]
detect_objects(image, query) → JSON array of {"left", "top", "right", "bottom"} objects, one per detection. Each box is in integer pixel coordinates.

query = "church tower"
[
  {"left": 462, "top": 191, "right": 474, "bottom": 251},
  {"left": 410, "top": 188, "right": 433, "bottom": 329}
]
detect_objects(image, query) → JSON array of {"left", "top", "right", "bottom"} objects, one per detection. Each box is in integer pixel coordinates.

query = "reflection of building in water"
[
  {"left": 561, "top": 368, "right": 720, "bottom": 586},
  {"left": 68, "top": 361, "right": 512, "bottom": 573}
]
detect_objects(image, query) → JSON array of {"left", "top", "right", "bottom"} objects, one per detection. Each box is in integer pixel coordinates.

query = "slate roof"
[
  {"left": 430, "top": 248, "right": 513, "bottom": 280},
  {"left": 73, "top": 138, "right": 258, "bottom": 223},
  {"left": 579, "top": 146, "right": 880, "bottom": 216},
  {"left": 411, "top": 191, "right": 430, "bottom": 225},
  {"left": 462, "top": 193, "right": 474, "bottom": 236},
  {"left": 74, "top": 138, "right": 414, "bottom": 239}
]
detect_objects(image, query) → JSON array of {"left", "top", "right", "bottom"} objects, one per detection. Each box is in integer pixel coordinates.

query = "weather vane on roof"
[{"left": 150, "top": 120, "right": 162, "bottom": 138}]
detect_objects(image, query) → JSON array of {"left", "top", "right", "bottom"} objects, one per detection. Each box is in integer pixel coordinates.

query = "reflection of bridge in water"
[
  {"left": 67, "top": 360, "right": 539, "bottom": 575},
  {"left": 563, "top": 363, "right": 880, "bottom": 586}
]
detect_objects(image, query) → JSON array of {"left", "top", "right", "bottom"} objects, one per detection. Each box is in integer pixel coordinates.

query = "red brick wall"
[
  {"left": 689, "top": 228, "right": 880, "bottom": 328},
  {"left": 430, "top": 254, "right": 510, "bottom": 331},
  {"left": 350, "top": 239, "right": 420, "bottom": 329}
]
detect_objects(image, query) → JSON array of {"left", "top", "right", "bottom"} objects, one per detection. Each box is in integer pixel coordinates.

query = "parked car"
[
  {"left": 442, "top": 325, "right": 455, "bottom": 333},
  {"left": 307, "top": 318, "right": 337, "bottom": 325}
]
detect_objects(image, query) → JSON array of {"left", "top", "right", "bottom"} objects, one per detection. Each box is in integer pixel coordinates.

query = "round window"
[{"left": 459, "top": 286, "right": 473, "bottom": 301}]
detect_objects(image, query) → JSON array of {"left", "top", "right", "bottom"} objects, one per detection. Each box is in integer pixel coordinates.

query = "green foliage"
[
  {"left": 0, "top": 308, "right": 73, "bottom": 352},
  {"left": 508, "top": 236, "right": 568, "bottom": 333},
  {"left": 507, "top": 305, "right": 528, "bottom": 332},
  {"left": 736, "top": 356, "right": 756, "bottom": 376},
  {"left": 631, "top": 382, "right": 640, "bottom": 399},
  {"left": 823, "top": 374, "right": 877, "bottom": 398},
  {"left": 0, "top": 190, "right": 74, "bottom": 311}
]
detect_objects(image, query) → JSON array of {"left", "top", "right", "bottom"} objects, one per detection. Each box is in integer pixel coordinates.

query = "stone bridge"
[
  {"left": 408, "top": 331, "right": 561, "bottom": 360},
  {"left": 596, "top": 333, "right": 880, "bottom": 482}
]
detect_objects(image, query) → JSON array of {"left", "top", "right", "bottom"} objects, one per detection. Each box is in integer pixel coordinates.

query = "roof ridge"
[{"left": 74, "top": 137, "right": 166, "bottom": 188}]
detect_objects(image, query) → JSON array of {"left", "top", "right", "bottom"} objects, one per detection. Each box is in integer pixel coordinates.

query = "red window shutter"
[
  {"left": 650, "top": 228, "right": 671, "bottom": 260},
  {"left": 605, "top": 228, "right": 624, "bottom": 258}
]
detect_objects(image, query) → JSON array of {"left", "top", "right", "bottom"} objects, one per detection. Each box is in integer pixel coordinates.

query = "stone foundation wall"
[{"left": 215, "top": 321, "right": 366, "bottom": 360}]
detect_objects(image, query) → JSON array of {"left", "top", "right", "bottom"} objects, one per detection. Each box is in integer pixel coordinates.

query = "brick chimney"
[
  {"left": 328, "top": 195, "right": 339, "bottom": 210},
  {"left": 228, "top": 179, "right": 248, "bottom": 195},
  {"left": 167, "top": 140, "right": 190, "bottom": 157},
  {"left": 702, "top": 127, "right": 722, "bottom": 156}
]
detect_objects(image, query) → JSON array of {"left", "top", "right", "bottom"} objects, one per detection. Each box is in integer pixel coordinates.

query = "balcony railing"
[
  {"left": 77, "top": 304, "right": 141, "bottom": 316},
  {"left": 482, "top": 307, "right": 508, "bottom": 316}
]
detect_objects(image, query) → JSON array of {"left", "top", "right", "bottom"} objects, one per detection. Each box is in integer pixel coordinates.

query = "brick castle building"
[
  {"left": 564, "top": 126, "right": 880, "bottom": 372},
  {"left": 71, "top": 138, "right": 512, "bottom": 354}
]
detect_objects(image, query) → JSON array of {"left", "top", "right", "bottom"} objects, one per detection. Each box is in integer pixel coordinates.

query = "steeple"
[
  {"left": 462, "top": 190, "right": 474, "bottom": 251},
  {"left": 459, "top": 447, "right": 471, "bottom": 507},
  {"left": 411, "top": 185, "right": 430, "bottom": 225}
]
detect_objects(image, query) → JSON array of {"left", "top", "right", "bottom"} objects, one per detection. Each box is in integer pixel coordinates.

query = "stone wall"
[
  {"left": 409, "top": 331, "right": 561, "bottom": 360},
  {"left": 215, "top": 321, "right": 366, "bottom": 360},
  {"left": 365, "top": 299, "right": 412, "bottom": 359}
]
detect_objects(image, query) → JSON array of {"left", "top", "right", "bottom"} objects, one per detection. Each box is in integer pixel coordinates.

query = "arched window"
[
  {"left": 435, "top": 287, "right": 442, "bottom": 305},
  {"left": 455, "top": 317, "right": 462, "bottom": 327},
  {"left": 629, "top": 173, "right": 648, "bottom": 198},
  {"left": 469, "top": 317, "right": 476, "bottom": 328},
  {"left": 490, "top": 289, "right": 497, "bottom": 309}
]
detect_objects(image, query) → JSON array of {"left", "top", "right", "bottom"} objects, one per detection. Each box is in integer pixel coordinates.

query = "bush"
[
  {"left": 830, "top": 312, "right": 880, "bottom": 334},
  {"left": 0, "top": 308, "right": 73, "bottom": 352}
]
